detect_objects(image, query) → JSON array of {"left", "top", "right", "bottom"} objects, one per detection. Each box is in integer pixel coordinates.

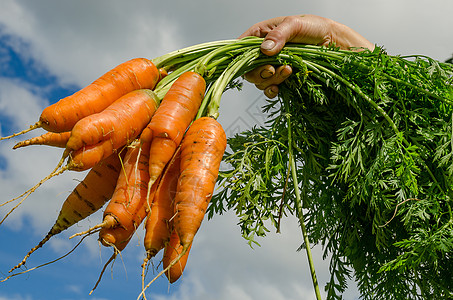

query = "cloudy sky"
[{"left": 0, "top": 1, "right": 452, "bottom": 300}]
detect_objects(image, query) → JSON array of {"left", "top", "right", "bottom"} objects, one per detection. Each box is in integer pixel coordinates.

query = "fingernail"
[
  {"left": 265, "top": 86, "right": 279, "bottom": 98},
  {"left": 261, "top": 40, "right": 275, "bottom": 51},
  {"left": 280, "top": 66, "right": 292, "bottom": 77},
  {"left": 260, "top": 69, "right": 273, "bottom": 79}
]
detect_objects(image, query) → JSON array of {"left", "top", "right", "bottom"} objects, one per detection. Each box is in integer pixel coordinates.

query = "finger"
[
  {"left": 243, "top": 65, "right": 276, "bottom": 84},
  {"left": 238, "top": 26, "right": 261, "bottom": 39},
  {"left": 255, "top": 65, "right": 292, "bottom": 90},
  {"left": 238, "top": 17, "right": 286, "bottom": 39},
  {"left": 264, "top": 85, "right": 279, "bottom": 99},
  {"left": 259, "top": 16, "right": 305, "bottom": 56}
]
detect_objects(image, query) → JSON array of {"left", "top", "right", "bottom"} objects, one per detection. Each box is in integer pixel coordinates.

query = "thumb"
[{"left": 260, "top": 18, "right": 299, "bottom": 56}]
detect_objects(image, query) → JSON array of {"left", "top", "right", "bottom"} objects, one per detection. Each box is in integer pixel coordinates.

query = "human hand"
[{"left": 240, "top": 14, "right": 375, "bottom": 98}]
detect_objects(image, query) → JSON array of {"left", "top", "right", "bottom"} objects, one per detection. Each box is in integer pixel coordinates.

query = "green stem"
[
  {"left": 286, "top": 112, "right": 322, "bottom": 300},
  {"left": 152, "top": 39, "right": 237, "bottom": 68},
  {"left": 194, "top": 37, "right": 262, "bottom": 77},
  {"left": 200, "top": 48, "right": 261, "bottom": 119},
  {"left": 382, "top": 73, "right": 453, "bottom": 106},
  {"left": 307, "top": 59, "right": 400, "bottom": 136},
  {"left": 153, "top": 57, "right": 204, "bottom": 99}
]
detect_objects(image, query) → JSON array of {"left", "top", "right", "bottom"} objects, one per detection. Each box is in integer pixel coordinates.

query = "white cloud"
[
  {"left": 318, "top": 0, "right": 453, "bottom": 61},
  {"left": 0, "top": 78, "right": 48, "bottom": 132},
  {"left": 143, "top": 211, "right": 348, "bottom": 300},
  {"left": 0, "top": 0, "right": 183, "bottom": 88}
]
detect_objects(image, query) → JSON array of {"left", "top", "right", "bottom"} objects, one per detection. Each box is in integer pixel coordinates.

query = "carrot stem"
[
  {"left": 154, "top": 57, "right": 203, "bottom": 99},
  {"left": 151, "top": 40, "right": 236, "bottom": 68},
  {"left": 286, "top": 110, "right": 322, "bottom": 300},
  {"left": 201, "top": 48, "right": 261, "bottom": 119}
]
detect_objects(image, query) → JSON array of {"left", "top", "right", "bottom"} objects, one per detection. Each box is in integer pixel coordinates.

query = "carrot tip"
[
  {"left": 138, "top": 246, "right": 189, "bottom": 300},
  {"left": 69, "top": 217, "right": 112, "bottom": 240},
  {"left": 12, "top": 142, "right": 21, "bottom": 149},
  {"left": 0, "top": 121, "right": 42, "bottom": 141},
  {"left": 9, "top": 231, "right": 54, "bottom": 273}
]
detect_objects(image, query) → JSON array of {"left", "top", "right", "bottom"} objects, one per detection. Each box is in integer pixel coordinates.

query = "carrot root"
[
  {"left": 138, "top": 244, "right": 190, "bottom": 300},
  {"left": 89, "top": 252, "right": 117, "bottom": 295},
  {"left": 0, "top": 121, "right": 42, "bottom": 141},
  {"left": 9, "top": 230, "right": 54, "bottom": 272},
  {"left": 0, "top": 159, "right": 68, "bottom": 226},
  {"left": 13, "top": 131, "right": 71, "bottom": 149},
  {"left": 2, "top": 233, "right": 88, "bottom": 282},
  {"left": 69, "top": 214, "right": 117, "bottom": 239}
]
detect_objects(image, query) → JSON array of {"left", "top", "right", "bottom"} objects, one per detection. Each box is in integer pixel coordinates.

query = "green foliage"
[
  {"left": 156, "top": 38, "right": 453, "bottom": 299},
  {"left": 209, "top": 45, "right": 453, "bottom": 299},
  {"left": 209, "top": 125, "right": 291, "bottom": 247}
]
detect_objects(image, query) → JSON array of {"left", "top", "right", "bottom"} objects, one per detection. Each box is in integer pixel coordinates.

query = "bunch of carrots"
[
  {"left": 0, "top": 38, "right": 278, "bottom": 297},
  {"left": 0, "top": 47, "right": 230, "bottom": 296},
  {"left": 6, "top": 36, "right": 443, "bottom": 298}
]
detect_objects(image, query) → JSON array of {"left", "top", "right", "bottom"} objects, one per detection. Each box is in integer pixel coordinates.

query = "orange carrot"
[
  {"left": 9, "top": 152, "right": 124, "bottom": 272},
  {"left": 99, "top": 140, "right": 151, "bottom": 235},
  {"left": 143, "top": 147, "right": 181, "bottom": 259},
  {"left": 139, "top": 117, "right": 226, "bottom": 295},
  {"left": 0, "top": 58, "right": 161, "bottom": 141},
  {"left": 162, "top": 229, "right": 192, "bottom": 284},
  {"left": 0, "top": 88, "right": 159, "bottom": 222},
  {"left": 90, "top": 143, "right": 159, "bottom": 297},
  {"left": 72, "top": 140, "right": 155, "bottom": 245},
  {"left": 13, "top": 131, "right": 71, "bottom": 149},
  {"left": 98, "top": 176, "right": 158, "bottom": 251},
  {"left": 65, "top": 89, "right": 158, "bottom": 156},
  {"left": 56, "top": 88, "right": 159, "bottom": 173},
  {"left": 142, "top": 71, "right": 205, "bottom": 189},
  {"left": 173, "top": 116, "right": 226, "bottom": 250}
]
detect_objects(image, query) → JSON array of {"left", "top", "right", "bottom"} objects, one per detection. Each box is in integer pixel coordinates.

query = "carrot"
[
  {"left": 142, "top": 71, "right": 205, "bottom": 190},
  {"left": 9, "top": 152, "right": 124, "bottom": 272},
  {"left": 98, "top": 177, "right": 157, "bottom": 251},
  {"left": 13, "top": 131, "right": 71, "bottom": 149},
  {"left": 173, "top": 116, "right": 226, "bottom": 250},
  {"left": 139, "top": 117, "right": 226, "bottom": 296},
  {"left": 0, "top": 58, "right": 160, "bottom": 140},
  {"left": 0, "top": 89, "right": 159, "bottom": 224},
  {"left": 162, "top": 229, "right": 192, "bottom": 284},
  {"left": 143, "top": 148, "right": 180, "bottom": 259},
  {"left": 90, "top": 143, "right": 159, "bottom": 297},
  {"left": 64, "top": 89, "right": 159, "bottom": 160},
  {"left": 44, "top": 88, "right": 158, "bottom": 175},
  {"left": 87, "top": 142, "right": 161, "bottom": 296},
  {"left": 72, "top": 140, "right": 155, "bottom": 244},
  {"left": 99, "top": 140, "right": 151, "bottom": 236}
]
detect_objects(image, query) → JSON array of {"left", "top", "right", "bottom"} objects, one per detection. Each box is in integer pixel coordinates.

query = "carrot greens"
[{"left": 206, "top": 38, "right": 453, "bottom": 299}]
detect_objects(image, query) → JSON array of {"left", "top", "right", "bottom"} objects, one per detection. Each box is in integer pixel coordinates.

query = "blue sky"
[{"left": 0, "top": 1, "right": 452, "bottom": 300}]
